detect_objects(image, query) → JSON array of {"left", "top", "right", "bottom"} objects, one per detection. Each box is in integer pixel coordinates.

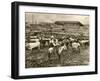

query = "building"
[{"left": 25, "top": 21, "right": 89, "bottom": 39}]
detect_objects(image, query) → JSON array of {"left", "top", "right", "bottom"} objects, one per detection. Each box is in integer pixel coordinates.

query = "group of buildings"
[{"left": 25, "top": 21, "right": 89, "bottom": 41}]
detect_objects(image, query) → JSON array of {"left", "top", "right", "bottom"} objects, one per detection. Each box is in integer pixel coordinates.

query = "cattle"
[
  {"left": 72, "top": 42, "right": 80, "bottom": 49},
  {"left": 27, "top": 39, "right": 40, "bottom": 51},
  {"left": 71, "top": 41, "right": 81, "bottom": 54},
  {"left": 79, "top": 40, "right": 89, "bottom": 48}
]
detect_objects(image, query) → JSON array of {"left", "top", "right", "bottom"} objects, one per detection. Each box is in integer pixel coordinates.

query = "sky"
[{"left": 25, "top": 12, "right": 89, "bottom": 25}]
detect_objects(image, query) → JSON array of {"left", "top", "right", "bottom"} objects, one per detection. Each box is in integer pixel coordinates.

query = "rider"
[{"left": 49, "top": 35, "right": 56, "bottom": 47}]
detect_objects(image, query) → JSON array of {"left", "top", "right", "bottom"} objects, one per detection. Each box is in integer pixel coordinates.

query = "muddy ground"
[{"left": 25, "top": 46, "right": 89, "bottom": 68}]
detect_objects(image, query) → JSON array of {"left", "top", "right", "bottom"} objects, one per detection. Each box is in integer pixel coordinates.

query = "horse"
[
  {"left": 48, "top": 38, "right": 57, "bottom": 59},
  {"left": 58, "top": 43, "right": 67, "bottom": 54},
  {"left": 48, "top": 39, "right": 67, "bottom": 64}
]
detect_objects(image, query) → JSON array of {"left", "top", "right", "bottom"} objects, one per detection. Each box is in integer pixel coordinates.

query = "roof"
[{"left": 55, "top": 21, "right": 84, "bottom": 26}]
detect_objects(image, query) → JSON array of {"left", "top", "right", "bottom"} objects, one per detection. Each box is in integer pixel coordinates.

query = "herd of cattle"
[{"left": 26, "top": 35, "right": 89, "bottom": 61}]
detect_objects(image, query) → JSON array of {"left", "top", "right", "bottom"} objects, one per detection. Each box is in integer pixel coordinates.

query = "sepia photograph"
[
  {"left": 11, "top": 2, "right": 97, "bottom": 79},
  {"left": 25, "top": 12, "right": 90, "bottom": 68}
]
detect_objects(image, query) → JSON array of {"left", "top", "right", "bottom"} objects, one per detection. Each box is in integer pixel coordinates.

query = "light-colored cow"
[{"left": 27, "top": 39, "right": 40, "bottom": 50}]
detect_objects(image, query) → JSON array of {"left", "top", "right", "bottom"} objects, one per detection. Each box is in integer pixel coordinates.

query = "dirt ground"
[{"left": 25, "top": 46, "right": 89, "bottom": 68}]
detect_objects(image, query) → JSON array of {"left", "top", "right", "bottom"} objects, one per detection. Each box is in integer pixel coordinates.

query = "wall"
[{"left": 0, "top": 0, "right": 99, "bottom": 81}]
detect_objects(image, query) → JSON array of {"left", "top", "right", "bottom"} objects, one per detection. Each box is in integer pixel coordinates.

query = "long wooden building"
[{"left": 25, "top": 21, "right": 89, "bottom": 39}]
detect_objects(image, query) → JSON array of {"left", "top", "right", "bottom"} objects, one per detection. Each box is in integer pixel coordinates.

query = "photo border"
[{"left": 11, "top": 1, "right": 98, "bottom": 79}]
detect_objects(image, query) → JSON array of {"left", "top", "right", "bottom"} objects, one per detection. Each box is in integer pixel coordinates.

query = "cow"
[
  {"left": 27, "top": 39, "right": 40, "bottom": 51},
  {"left": 79, "top": 40, "right": 89, "bottom": 47},
  {"left": 71, "top": 41, "right": 81, "bottom": 54}
]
